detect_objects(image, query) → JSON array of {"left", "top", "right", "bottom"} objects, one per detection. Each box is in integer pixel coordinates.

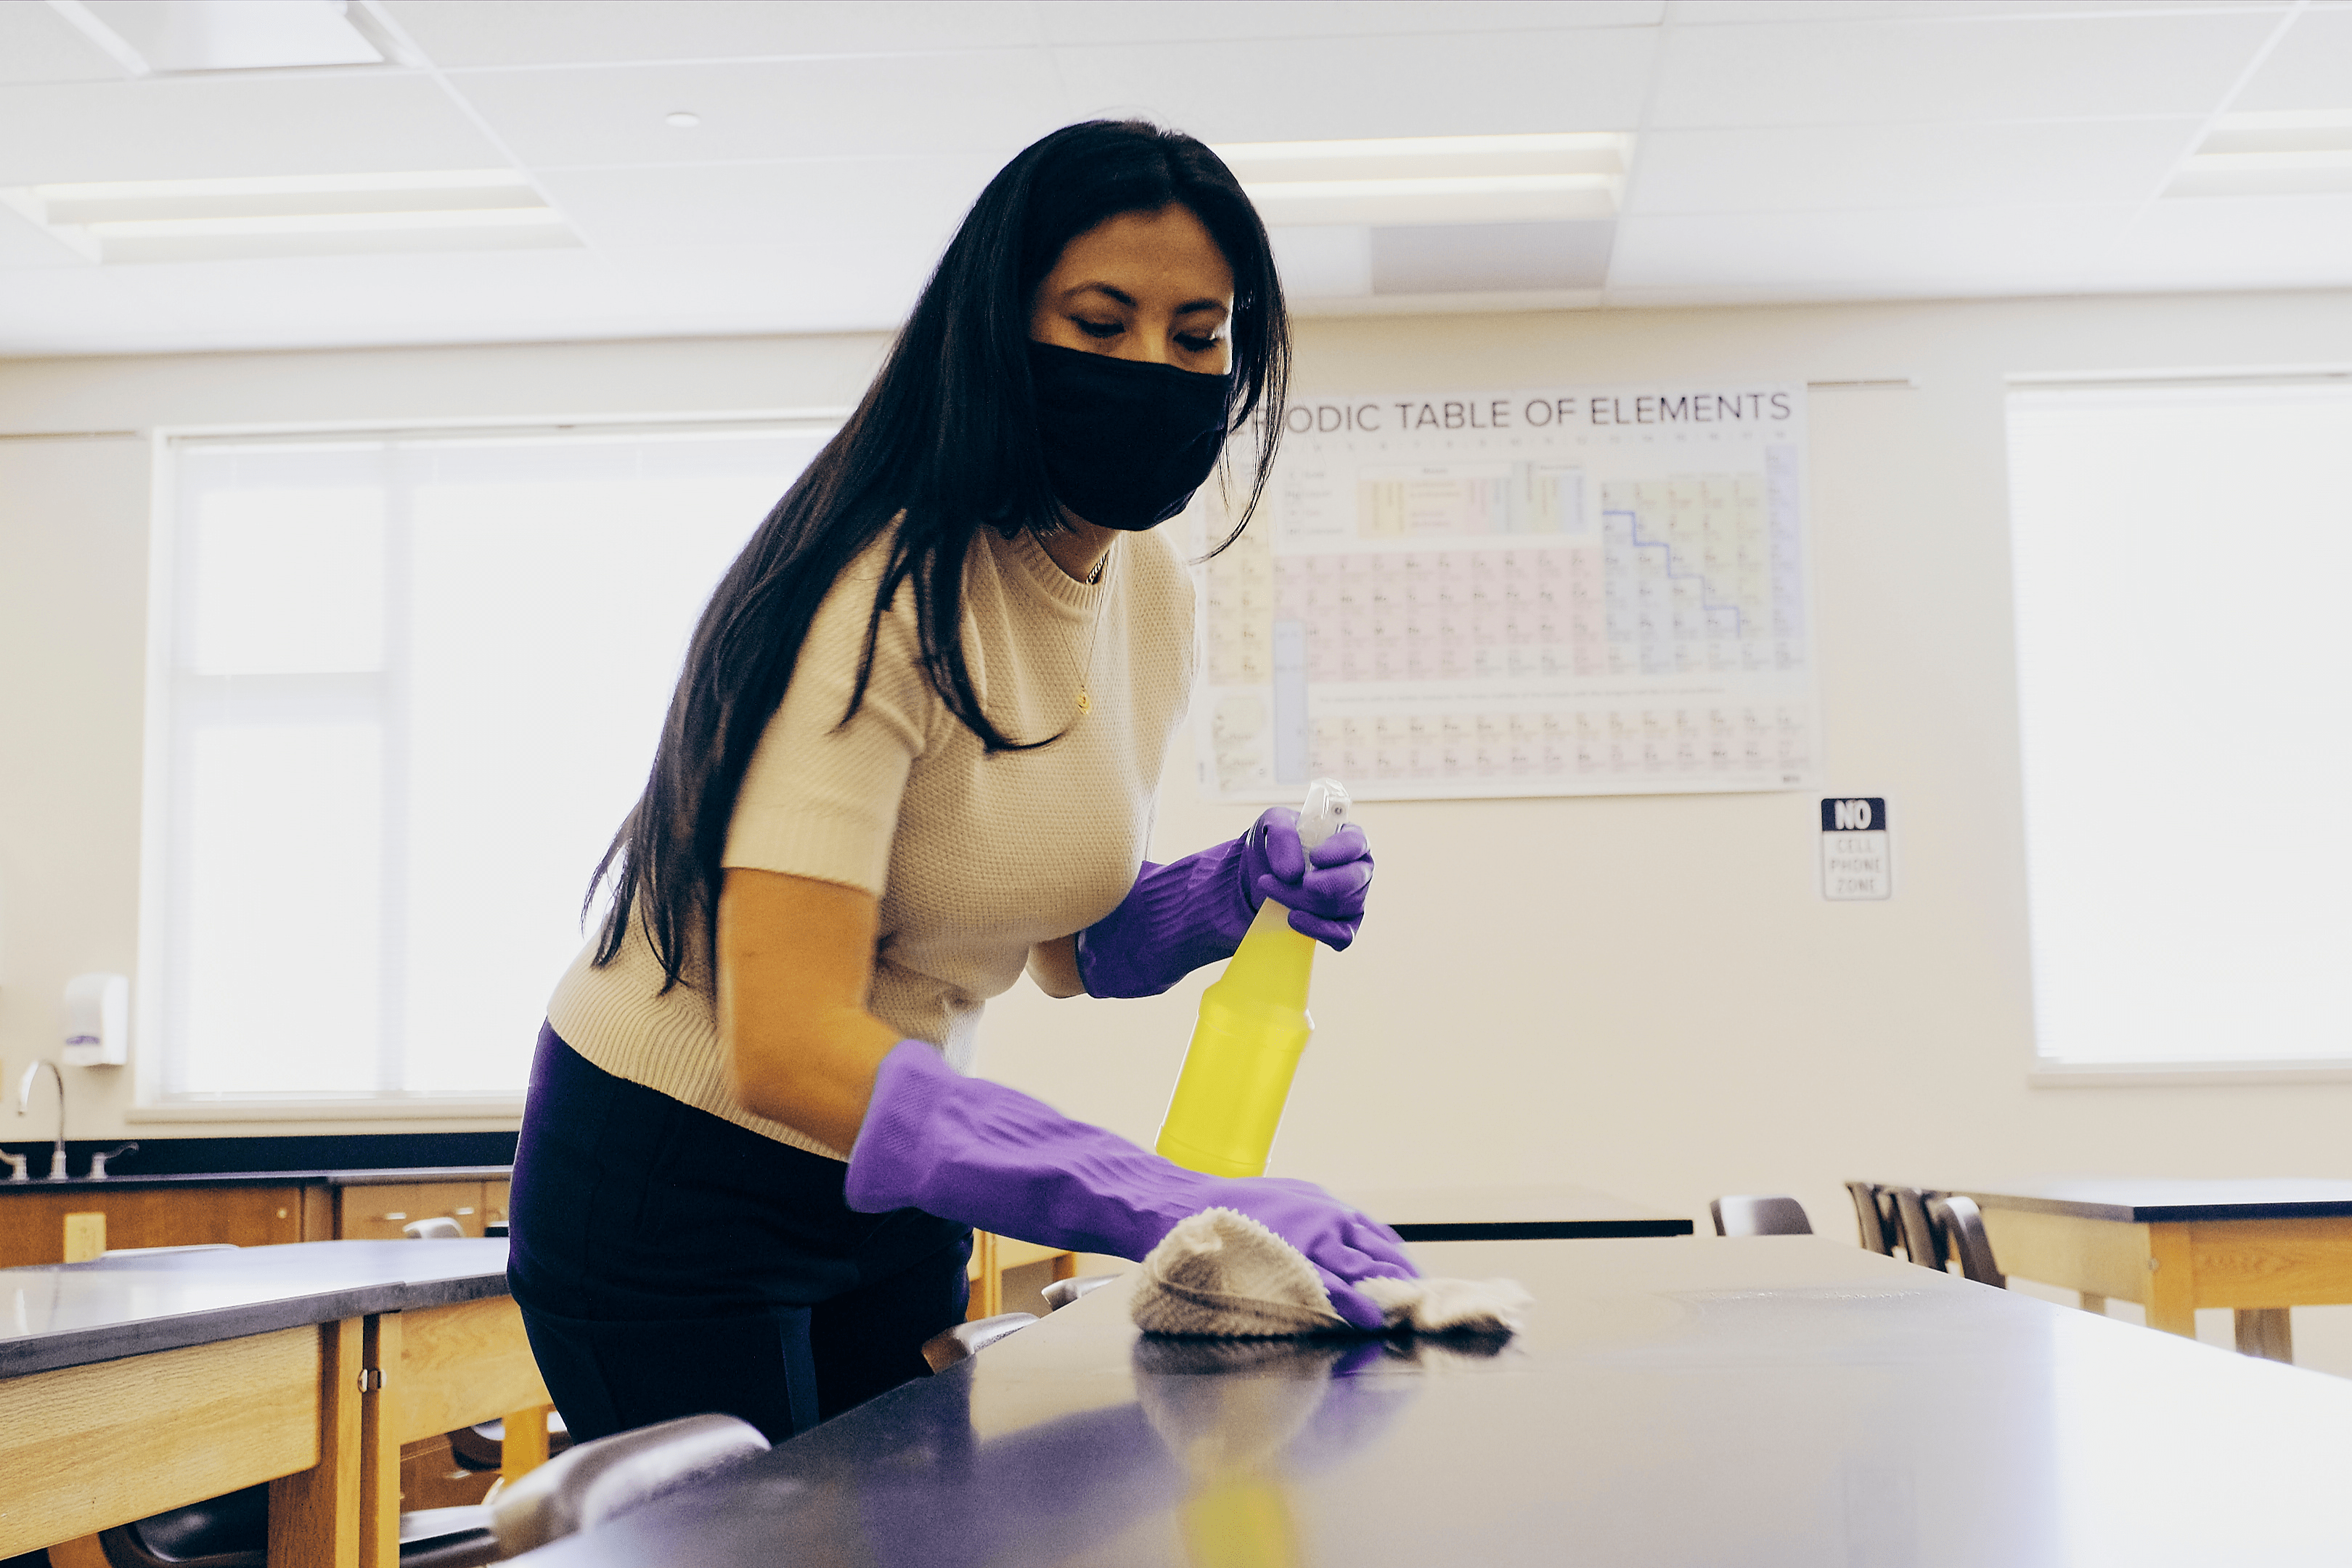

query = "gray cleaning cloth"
[{"left": 1130, "top": 1207, "right": 1532, "bottom": 1339}]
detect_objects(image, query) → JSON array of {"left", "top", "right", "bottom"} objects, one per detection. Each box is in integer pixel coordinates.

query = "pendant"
[{"left": 1077, "top": 689, "right": 1093, "bottom": 714}]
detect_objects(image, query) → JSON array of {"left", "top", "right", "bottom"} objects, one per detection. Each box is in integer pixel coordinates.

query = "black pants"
[{"left": 507, "top": 1024, "right": 969, "bottom": 1443}]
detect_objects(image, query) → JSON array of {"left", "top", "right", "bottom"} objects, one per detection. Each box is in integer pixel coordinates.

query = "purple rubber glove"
[
  {"left": 1075, "top": 809, "right": 1376, "bottom": 999},
  {"left": 845, "top": 1040, "right": 1416, "bottom": 1329}
]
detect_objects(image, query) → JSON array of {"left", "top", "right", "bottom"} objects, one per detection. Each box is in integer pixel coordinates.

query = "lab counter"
[
  {"left": 0, "top": 1237, "right": 514, "bottom": 1376},
  {"left": 0, "top": 1164, "right": 515, "bottom": 1193}
]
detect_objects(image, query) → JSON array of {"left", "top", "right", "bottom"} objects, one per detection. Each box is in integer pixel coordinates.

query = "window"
[
  {"left": 2007, "top": 380, "right": 2352, "bottom": 1073},
  {"left": 144, "top": 422, "right": 834, "bottom": 1108}
]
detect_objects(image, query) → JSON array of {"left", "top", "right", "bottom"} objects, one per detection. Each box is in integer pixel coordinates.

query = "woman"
[{"left": 507, "top": 121, "right": 1413, "bottom": 1445}]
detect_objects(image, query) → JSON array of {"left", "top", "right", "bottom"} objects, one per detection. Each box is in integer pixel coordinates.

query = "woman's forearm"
[{"left": 716, "top": 867, "right": 905, "bottom": 1151}]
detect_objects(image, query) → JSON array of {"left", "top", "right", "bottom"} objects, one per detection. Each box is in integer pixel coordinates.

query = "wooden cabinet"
[
  {"left": 1, "top": 1169, "right": 510, "bottom": 1264},
  {"left": 0, "top": 1185, "right": 309, "bottom": 1269},
  {"left": 336, "top": 1182, "right": 491, "bottom": 1240}
]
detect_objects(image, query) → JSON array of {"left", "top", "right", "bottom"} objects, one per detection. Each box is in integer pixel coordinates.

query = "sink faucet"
[{"left": 17, "top": 1061, "right": 67, "bottom": 1180}]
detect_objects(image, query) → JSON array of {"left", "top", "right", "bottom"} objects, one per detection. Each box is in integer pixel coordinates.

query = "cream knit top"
[{"left": 545, "top": 521, "right": 1196, "bottom": 1161}]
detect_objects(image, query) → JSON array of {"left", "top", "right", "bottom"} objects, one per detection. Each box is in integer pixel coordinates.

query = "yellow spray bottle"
[{"left": 1156, "top": 778, "right": 1351, "bottom": 1179}]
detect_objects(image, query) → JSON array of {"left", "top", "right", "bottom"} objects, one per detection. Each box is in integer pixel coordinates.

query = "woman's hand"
[
  {"left": 1073, "top": 811, "right": 1378, "bottom": 999},
  {"left": 717, "top": 868, "right": 902, "bottom": 1151},
  {"left": 1242, "top": 808, "right": 1375, "bottom": 951},
  {"left": 1193, "top": 1175, "right": 1418, "bottom": 1329}
]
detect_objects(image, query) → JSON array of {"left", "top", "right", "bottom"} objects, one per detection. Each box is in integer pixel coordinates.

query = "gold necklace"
[{"left": 1074, "top": 542, "right": 1114, "bottom": 716}]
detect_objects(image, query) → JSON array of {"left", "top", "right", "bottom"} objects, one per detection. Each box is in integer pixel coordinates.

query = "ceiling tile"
[
  {"left": 1268, "top": 224, "right": 1372, "bottom": 299},
  {"left": 0, "top": 266, "right": 160, "bottom": 352},
  {"left": 599, "top": 242, "right": 922, "bottom": 333},
  {"left": 1371, "top": 221, "right": 1614, "bottom": 293},
  {"left": 2229, "top": 8, "right": 2352, "bottom": 112},
  {"left": 1670, "top": 1, "right": 2268, "bottom": 20},
  {"left": 382, "top": 1, "right": 1045, "bottom": 67},
  {"left": 2100, "top": 194, "right": 2352, "bottom": 287},
  {"left": 1629, "top": 120, "right": 2202, "bottom": 214},
  {"left": 0, "top": 245, "right": 655, "bottom": 355},
  {"left": 450, "top": 54, "right": 1071, "bottom": 167},
  {"left": 1054, "top": 28, "right": 1657, "bottom": 143},
  {"left": 1608, "top": 203, "right": 2141, "bottom": 291},
  {"left": 0, "top": 74, "right": 506, "bottom": 184},
  {"left": 0, "top": 202, "right": 93, "bottom": 266},
  {"left": 536, "top": 156, "right": 997, "bottom": 251},
  {"left": 0, "top": 2, "right": 135, "bottom": 84},
  {"left": 1651, "top": 12, "right": 2280, "bottom": 127},
  {"left": 1035, "top": 1, "right": 1664, "bottom": 45}
]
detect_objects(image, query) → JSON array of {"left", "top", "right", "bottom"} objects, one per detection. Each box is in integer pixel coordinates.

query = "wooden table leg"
[
  {"left": 269, "top": 1317, "right": 363, "bottom": 1567},
  {"left": 2144, "top": 1223, "right": 2197, "bottom": 1339},
  {"left": 2234, "top": 1307, "right": 2293, "bottom": 1362},
  {"left": 2079, "top": 1293, "right": 2107, "bottom": 1315},
  {"left": 967, "top": 1230, "right": 1002, "bottom": 1320},
  {"left": 502, "top": 1405, "right": 552, "bottom": 1485},
  {"left": 45, "top": 1538, "right": 110, "bottom": 1568},
  {"left": 1051, "top": 1251, "right": 1079, "bottom": 1283},
  {"left": 359, "top": 1313, "right": 403, "bottom": 1568},
  {"left": 378, "top": 1296, "right": 551, "bottom": 1538}
]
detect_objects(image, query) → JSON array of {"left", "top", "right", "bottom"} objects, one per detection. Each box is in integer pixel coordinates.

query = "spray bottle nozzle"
[{"left": 1296, "top": 777, "right": 1350, "bottom": 854}]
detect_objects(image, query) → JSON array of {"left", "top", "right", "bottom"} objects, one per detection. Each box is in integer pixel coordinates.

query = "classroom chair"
[
  {"left": 490, "top": 1413, "right": 770, "bottom": 1558},
  {"left": 920, "top": 1312, "right": 1038, "bottom": 1372},
  {"left": 1884, "top": 1186, "right": 1943, "bottom": 1270},
  {"left": 1040, "top": 1274, "right": 1120, "bottom": 1312},
  {"left": 1924, "top": 1194, "right": 2006, "bottom": 1288},
  {"left": 1709, "top": 1195, "right": 1813, "bottom": 1236},
  {"left": 449, "top": 1412, "right": 572, "bottom": 1475},
  {"left": 404, "top": 1216, "right": 467, "bottom": 1240},
  {"left": 1843, "top": 1180, "right": 1898, "bottom": 1255}
]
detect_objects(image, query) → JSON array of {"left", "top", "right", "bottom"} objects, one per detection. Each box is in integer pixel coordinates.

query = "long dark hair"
[{"left": 589, "top": 119, "right": 1291, "bottom": 992}]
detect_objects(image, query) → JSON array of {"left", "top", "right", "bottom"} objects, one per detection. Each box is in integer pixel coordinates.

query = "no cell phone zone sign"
[{"left": 1820, "top": 797, "right": 1892, "bottom": 901}]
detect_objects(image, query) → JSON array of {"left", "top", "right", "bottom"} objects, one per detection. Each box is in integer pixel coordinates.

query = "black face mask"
[{"left": 1028, "top": 340, "right": 1233, "bottom": 531}]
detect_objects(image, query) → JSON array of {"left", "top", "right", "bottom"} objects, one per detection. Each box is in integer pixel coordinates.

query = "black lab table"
[
  {"left": 507, "top": 1233, "right": 2352, "bottom": 1566},
  {"left": 1343, "top": 1181, "right": 1694, "bottom": 1241}
]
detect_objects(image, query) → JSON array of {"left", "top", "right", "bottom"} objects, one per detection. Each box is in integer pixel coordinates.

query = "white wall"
[{"left": 6, "top": 290, "right": 2352, "bottom": 1366}]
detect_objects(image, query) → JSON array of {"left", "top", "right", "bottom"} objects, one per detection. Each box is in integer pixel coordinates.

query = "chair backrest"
[
  {"left": 1885, "top": 1186, "right": 1941, "bottom": 1270},
  {"left": 1710, "top": 1195, "right": 1813, "bottom": 1237},
  {"left": 1843, "top": 1181, "right": 1896, "bottom": 1255},
  {"left": 490, "top": 1412, "right": 769, "bottom": 1556},
  {"left": 403, "top": 1217, "right": 465, "bottom": 1240},
  {"left": 1924, "top": 1194, "right": 2006, "bottom": 1287},
  {"left": 920, "top": 1312, "right": 1037, "bottom": 1373},
  {"left": 1040, "top": 1273, "right": 1121, "bottom": 1312}
]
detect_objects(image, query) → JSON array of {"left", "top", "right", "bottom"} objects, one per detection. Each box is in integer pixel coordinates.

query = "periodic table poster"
[{"left": 1191, "top": 383, "right": 1818, "bottom": 803}]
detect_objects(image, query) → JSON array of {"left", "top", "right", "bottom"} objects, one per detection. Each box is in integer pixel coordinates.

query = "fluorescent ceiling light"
[
  {"left": 46, "top": 0, "right": 391, "bottom": 74},
  {"left": 2168, "top": 109, "right": 2352, "bottom": 199},
  {"left": 1216, "top": 133, "right": 1630, "bottom": 227},
  {"left": 0, "top": 170, "right": 576, "bottom": 264},
  {"left": 89, "top": 209, "right": 567, "bottom": 237}
]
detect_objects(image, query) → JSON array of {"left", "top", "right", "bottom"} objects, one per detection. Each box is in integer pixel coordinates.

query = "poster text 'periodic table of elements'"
[{"left": 1191, "top": 383, "right": 1819, "bottom": 804}]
